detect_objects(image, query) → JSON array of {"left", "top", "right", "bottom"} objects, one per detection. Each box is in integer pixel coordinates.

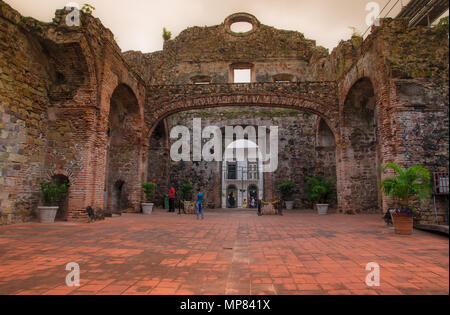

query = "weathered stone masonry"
[
  {"left": 0, "top": 3, "right": 448, "bottom": 225},
  {"left": 0, "top": 2, "right": 146, "bottom": 223}
]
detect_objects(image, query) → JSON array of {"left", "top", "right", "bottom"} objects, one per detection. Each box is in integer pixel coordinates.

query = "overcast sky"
[{"left": 4, "top": 0, "right": 448, "bottom": 53}]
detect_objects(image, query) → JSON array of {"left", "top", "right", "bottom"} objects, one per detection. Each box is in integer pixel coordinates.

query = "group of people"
[
  {"left": 243, "top": 197, "right": 257, "bottom": 209},
  {"left": 168, "top": 185, "right": 205, "bottom": 220}
]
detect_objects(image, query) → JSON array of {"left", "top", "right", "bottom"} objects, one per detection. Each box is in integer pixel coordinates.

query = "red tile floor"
[{"left": 0, "top": 209, "right": 448, "bottom": 295}]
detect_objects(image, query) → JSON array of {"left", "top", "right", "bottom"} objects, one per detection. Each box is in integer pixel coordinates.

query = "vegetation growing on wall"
[{"left": 163, "top": 27, "right": 172, "bottom": 41}]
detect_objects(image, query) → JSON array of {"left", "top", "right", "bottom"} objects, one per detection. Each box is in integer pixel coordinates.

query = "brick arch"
[
  {"left": 101, "top": 81, "right": 144, "bottom": 123},
  {"left": 45, "top": 169, "right": 77, "bottom": 186},
  {"left": 146, "top": 92, "right": 339, "bottom": 140},
  {"left": 340, "top": 75, "right": 381, "bottom": 108}
]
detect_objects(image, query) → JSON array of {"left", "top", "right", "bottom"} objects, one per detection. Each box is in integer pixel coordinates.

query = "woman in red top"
[{"left": 169, "top": 185, "right": 176, "bottom": 212}]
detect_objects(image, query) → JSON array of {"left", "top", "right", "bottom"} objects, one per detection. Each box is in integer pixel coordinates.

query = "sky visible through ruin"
[{"left": 5, "top": 0, "right": 449, "bottom": 54}]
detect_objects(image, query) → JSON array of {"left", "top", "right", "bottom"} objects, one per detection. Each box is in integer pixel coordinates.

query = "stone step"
[{"left": 415, "top": 224, "right": 449, "bottom": 235}]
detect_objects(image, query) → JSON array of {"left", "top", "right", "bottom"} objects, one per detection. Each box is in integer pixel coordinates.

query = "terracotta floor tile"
[{"left": 0, "top": 210, "right": 448, "bottom": 295}]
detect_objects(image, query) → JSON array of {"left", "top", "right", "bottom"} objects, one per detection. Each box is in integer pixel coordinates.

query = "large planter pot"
[
  {"left": 38, "top": 206, "right": 59, "bottom": 223},
  {"left": 183, "top": 201, "right": 195, "bottom": 214},
  {"left": 317, "top": 204, "right": 329, "bottom": 215},
  {"left": 392, "top": 212, "right": 414, "bottom": 235},
  {"left": 142, "top": 203, "right": 154, "bottom": 215},
  {"left": 285, "top": 201, "right": 294, "bottom": 210}
]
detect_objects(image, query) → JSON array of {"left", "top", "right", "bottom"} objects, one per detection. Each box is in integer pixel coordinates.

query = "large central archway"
[
  {"left": 146, "top": 83, "right": 340, "bottom": 137},
  {"left": 146, "top": 94, "right": 341, "bottom": 211}
]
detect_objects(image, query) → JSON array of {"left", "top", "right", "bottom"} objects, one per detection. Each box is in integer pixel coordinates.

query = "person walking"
[
  {"left": 196, "top": 188, "right": 204, "bottom": 220},
  {"left": 169, "top": 184, "right": 176, "bottom": 213}
]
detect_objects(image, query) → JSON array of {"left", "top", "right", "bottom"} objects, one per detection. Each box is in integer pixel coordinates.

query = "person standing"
[
  {"left": 196, "top": 188, "right": 204, "bottom": 220},
  {"left": 169, "top": 184, "right": 176, "bottom": 213}
]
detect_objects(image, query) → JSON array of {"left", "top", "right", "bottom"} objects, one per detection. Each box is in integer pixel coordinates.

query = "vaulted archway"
[
  {"left": 105, "top": 84, "right": 143, "bottom": 215},
  {"left": 338, "top": 78, "right": 381, "bottom": 214}
]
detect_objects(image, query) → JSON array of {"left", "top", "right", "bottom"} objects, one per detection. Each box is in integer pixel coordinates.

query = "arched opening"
[
  {"left": 148, "top": 119, "right": 170, "bottom": 207},
  {"left": 248, "top": 184, "right": 259, "bottom": 208},
  {"left": 222, "top": 137, "right": 264, "bottom": 209},
  {"left": 105, "top": 84, "right": 141, "bottom": 216},
  {"left": 341, "top": 78, "right": 380, "bottom": 213},
  {"left": 111, "top": 180, "right": 126, "bottom": 215},
  {"left": 52, "top": 174, "right": 70, "bottom": 221},
  {"left": 152, "top": 105, "right": 338, "bottom": 212},
  {"left": 314, "top": 118, "right": 338, "bottom": 208},
  {"left": 227, "top": 185, "right": 238, "bottom": 208}
]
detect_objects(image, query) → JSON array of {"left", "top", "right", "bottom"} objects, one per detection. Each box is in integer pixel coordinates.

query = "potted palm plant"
[
  {"left": 39, "top": 179, "right": 70, "bottom": 223},
  {"left": 277, "top": 182, "right": 297, "bottom": 210},
  {"left": 305, "top": 176, "right": 334, "bottom": 215},
  {"left": 181, "top": 184, "right": 194, "bottom": 201},
  {"left": 142, "top": 182, "right": 157, "bottom": 215},
  {"left": 380, "top": 163, "right": 432, "bottom": 235}
]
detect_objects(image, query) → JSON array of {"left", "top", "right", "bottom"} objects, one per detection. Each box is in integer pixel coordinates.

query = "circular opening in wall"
[
  {"left": 230, "top": 21, "right": 253, "bottom": 34},
  {"left": 224, "top": 13, "right": 260, "bottom": 36}
]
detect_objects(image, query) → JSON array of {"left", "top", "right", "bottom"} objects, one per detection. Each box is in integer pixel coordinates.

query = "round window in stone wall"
[
  {"left": 230, "top": 21, "right": 253, "bottom": 34},
  {"left": 224, "top": 13, "right": 260, "bottom": 36}
]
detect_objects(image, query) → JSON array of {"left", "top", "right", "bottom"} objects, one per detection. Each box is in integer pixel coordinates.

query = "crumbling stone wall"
[
  {"left": 335, "top": 19, "right": 449, "bottom": 221},
  {"left": 124, "top": 13, "right": 332, "bottom": 85},
  {"left": 0, "top": 3, "right": 51, "bottom": 224},
  {"left": 0, "top": 2, "right": 146, "bottom": 224}
]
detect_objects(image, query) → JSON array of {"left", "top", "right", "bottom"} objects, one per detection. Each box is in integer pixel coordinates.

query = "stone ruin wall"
[
  {"left": 0, "top": 2, "right": 147, "bottom": 224},
  {"left": 0, "top": 3, "right": 50, "bottom": 224},
  {"left": 124, "top": 13, "right": 333, "bottom": 85},
  {"left": 340, "top": 19, "right": 449, "bottom": 222},
  {"left": 0, "top": 2, "right": 448, "bottom": 225}
]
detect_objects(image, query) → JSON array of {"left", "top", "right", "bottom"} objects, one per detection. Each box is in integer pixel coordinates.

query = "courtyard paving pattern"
[{"left": 0, "top": 209, "right": 448, "bottom": 295}]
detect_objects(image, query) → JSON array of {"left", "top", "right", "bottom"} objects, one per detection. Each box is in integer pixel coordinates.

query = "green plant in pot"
[
  {"left": 181, "top": 184, "right": 194, "bottom": 201},
  {"left": 142, "top": 182, "right": 157, "bottom": 215},
  {"left": 39, "top": 179, "right": 70, "bottom": 223},
  {"left": 277, "top": 182, "right": 297, "bottom": 210},
  {"left": 305, "top": 176, "right": 333, "bottom": 215},
  {"left": 380, "top": 163, "right": 432, "bottom": 235}
]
